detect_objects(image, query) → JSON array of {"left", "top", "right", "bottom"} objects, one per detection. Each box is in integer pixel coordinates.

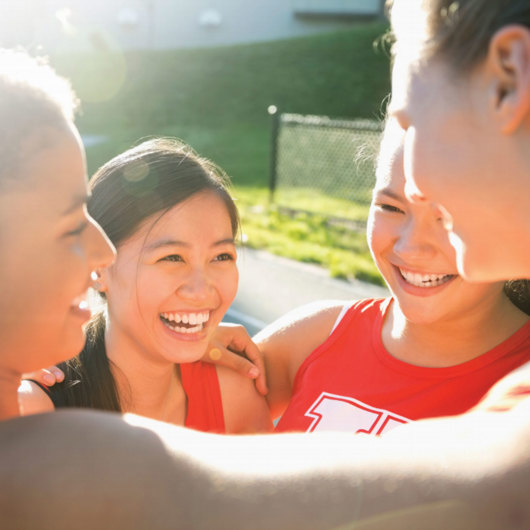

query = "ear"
[
  {"left": 487, "top": 25, "right": 530, "bottom": 134},
  {"left": 91, "top": 268, "right": 109, "bottom": 293}
]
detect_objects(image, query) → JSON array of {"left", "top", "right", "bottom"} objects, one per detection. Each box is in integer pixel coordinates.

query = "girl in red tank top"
[{"left": 259, "top": 121, "right": 530, "bottom": 434}]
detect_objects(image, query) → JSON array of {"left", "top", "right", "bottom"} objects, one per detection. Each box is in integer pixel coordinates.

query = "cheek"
[
  {"left": 366, "top": 213, "right": 378, "bottom": 256},
  {"left": 105, "top": 265, "right": 143, "bottom": 311},
  {"left": 135, "top": 268, "right": 174, "bottom": 307},
  {"left": 216, "top": 265, "right": 239, "bottom": 307},
  {"left": 367, "top": 213, "right": 391, "bottom": 263}
]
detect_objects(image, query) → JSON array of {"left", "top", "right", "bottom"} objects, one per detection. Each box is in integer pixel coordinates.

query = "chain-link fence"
[{"left": 269, "top": 111, "right": 382, "bottom": 227}]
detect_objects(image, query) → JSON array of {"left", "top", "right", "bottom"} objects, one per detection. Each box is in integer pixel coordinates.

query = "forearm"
[
  {"left": 1, "top": 407, "right": 529, "bottom": 529},
  {"left": 177, "top": 411, "right": 530, "bottom": 529}
]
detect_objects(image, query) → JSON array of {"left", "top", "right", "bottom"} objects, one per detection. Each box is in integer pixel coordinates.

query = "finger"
[
  {"left": 474, "top": 368, "right": 530, "bottom": 412},
  {"left": 21, "top": 369, "right": 56, "bottom": 387},
  {"left": 207, "top": 345, "right": 267, "bottom": 395},
  {"left": 227, "top": 340, "right": 268, "bottom": 396},
  {"left": 48, "top": 365, "right": 65, "bottom": 382},
  {"left": 221, "top": 328, "right": 267, "bottom": 383},
  {"left": 252, "top": 368, "right": 268, "bottom": 397}
]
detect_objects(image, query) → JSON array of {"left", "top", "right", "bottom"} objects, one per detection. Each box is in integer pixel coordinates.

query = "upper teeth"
[
  {"left": 160, "top": 311, "right": 210, "bottom": 325},
  {"left": 399, "top": 269, "right": 453, "bottom": 287}
]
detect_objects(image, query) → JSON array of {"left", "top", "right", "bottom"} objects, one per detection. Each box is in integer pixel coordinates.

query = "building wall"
[{"left": 0, "top": 0, "right": 383, "bottom": 53}]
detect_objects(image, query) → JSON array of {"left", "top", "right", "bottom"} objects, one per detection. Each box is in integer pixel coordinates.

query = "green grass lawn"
[
  {"left": 234, "top": 187, "right": 384, "bottom": 285},
  {"left": 54, "top": 23, "right": 390, "bottom": 286}
]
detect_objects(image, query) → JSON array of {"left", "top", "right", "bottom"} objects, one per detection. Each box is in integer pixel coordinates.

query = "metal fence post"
[{"left": 268, "top": 105, "right": 279, "bottom": 204}]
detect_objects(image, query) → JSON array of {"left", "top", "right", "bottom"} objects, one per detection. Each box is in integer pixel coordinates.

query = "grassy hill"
[{"left": 53, "top": 22, "right": 390, "bottom": 181}]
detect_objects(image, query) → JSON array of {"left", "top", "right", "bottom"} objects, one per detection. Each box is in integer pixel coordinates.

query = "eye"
[
  {"left": 159, "top": 254, "right": 184, "bottom": 263},
  {"left": 376, "top": 203, "right": 405, "bottom": 214},
  {"left": 65, "top": 221, "right": 88, "bottom": 237},
  {"left": 213, "top": 252, "right": 235, "bottom": 262}
]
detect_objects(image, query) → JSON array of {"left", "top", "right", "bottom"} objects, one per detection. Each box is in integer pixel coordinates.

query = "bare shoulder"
[
  {"left": 255, "top": 300, "right": 352, "bottom": 418},
  {"left": 18, "top": 380, "right": 55, "bottom": 415},
  {"left": 254, "top": 299, "right": 348, "bottom": 347},
  {"left": 216, "top": 365, "right": 273, "bottom": 434}
]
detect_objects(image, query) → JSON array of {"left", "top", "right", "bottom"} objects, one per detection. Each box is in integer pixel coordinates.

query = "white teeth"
[
  {"left": 160, "top": 311, "right": 210, "bottom": 331},
  {"left": 160, "top": 319, "right": 203, "bottom": 334},
  {"left": 399, "top": 269, "right": 453, "bottom": 288}
]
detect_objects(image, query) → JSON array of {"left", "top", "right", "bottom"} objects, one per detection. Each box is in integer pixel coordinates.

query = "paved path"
[{"left": 226, "top": 248, "right": 389, "bottom": 335}]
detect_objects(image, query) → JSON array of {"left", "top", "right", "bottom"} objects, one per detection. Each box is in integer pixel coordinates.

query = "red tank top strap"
[{"left": 180, "top": 361, "right": 226, "bottom": 433}]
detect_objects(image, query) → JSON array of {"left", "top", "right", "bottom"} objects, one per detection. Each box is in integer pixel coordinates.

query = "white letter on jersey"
[{"left": 305, "top": 392, "right": 410, "bottom": 435}]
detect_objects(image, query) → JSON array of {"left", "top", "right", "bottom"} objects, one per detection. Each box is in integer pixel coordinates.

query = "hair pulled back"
[
  {"left": 387, "top": 0, "right": 530, "bottom": 72},
  {"left": 50, "top": 138, "right": 239, "bottom": 411}
]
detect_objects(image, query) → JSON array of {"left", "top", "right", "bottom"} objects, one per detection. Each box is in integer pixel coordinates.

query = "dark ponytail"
[{"left": 48, "top": 312, "right": 121, "bottom": 411}]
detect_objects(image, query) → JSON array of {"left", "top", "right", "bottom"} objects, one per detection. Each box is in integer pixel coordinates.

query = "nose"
[
  {"left": 177, "top": 266, "right": 213, "bottom": 302},
  {"left": 433, "top": 203, "right": 454, "bottom": 231},
  {"left": 393, "top": 214, "right": 437, "bottom": 262},
  {"left": 87, "top": 217, "right": 116, "bottom": 270}
]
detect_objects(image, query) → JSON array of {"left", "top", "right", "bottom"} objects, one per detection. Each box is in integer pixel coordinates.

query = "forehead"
[
  {"left": 389, "top": 51, "right": 431, "bottom": 120},
  {"left": 0, "top": 124, "right": 87, "bottom": 216},
  {"left": 388, "top": 0, "right": 438, "bottom": 109},
  {"left": 390, "top": 0, "right": 429, "bottom": 54},
  {"left": 132, "top": 191, "right": 233, "bottom": 245},
  {"left": 374, "top": 120, "right": 406, "bottom": 190}
]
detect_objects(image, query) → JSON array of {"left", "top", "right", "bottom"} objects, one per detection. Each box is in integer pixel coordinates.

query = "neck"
[
  {"left": 383, "top": 291, "right": 529, "bottom": 368},
  {"left": 104, "top": 321, "right": 186, "bottom": 423},
  {"left": 0, "top": 369, "right": 22, "bottom": 420}
]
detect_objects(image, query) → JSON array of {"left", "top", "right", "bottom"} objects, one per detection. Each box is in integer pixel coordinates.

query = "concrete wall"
[{"left": 0, "top": 0, "right": 383, "bottom": 53}]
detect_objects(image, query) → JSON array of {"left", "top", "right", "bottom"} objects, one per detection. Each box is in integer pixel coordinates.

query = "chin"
[
  {"left": 165, "top": 343, "right": 209, "bottom": 364},
  {"left": 395, "top": 298, "right": 441, "bottom": 326}
]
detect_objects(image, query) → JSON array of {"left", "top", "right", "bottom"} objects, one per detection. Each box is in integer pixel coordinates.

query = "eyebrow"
[
  {"left": 61, "top": 193, "right": 90, "bottom": 216},
  {"left": 373, "top": 188, "right": 404, "bottom": 202},
  {"left": 145, "top": 237, "right": 236, "bottom": 251}
]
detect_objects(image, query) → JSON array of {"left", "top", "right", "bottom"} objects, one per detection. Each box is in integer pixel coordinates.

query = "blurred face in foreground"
[
  {"left": 388, "top": 0, "right": 530, "bottom": 281},
  {"left": 0, "top": 123, "right": 115, "bottom": 375}
]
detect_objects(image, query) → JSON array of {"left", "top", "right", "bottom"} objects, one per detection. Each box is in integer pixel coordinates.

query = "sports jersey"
[{"left": 275, "top": 298, "right": 530, "bottom": 436}]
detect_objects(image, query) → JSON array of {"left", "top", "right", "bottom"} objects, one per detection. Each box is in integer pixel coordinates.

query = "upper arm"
[
  {"left": 254, "top": 300, "right": 348, "bottom": 420},
  {"left": 18, "top": 380, "right": 55, "bottom": 416},
  {"left": 217, "top": 366, "right": 274, "bottom": 434}
]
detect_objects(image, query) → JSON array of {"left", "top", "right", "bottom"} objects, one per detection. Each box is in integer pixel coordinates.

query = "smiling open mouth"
[
  {"left": 160, "top": 311, "right": 210, "bottom": 334},
  {"left": 399, "top": 268, "right": 455, "bottom": 288}
]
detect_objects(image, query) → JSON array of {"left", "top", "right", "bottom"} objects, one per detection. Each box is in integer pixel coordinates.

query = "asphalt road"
[{"left": 225, "top": 248, "right": 389, "bottom": 335}]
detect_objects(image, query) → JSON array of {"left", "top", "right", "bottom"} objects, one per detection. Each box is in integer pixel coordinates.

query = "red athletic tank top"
[
  {"left": 181, "top": 361, "right": 225, "bottom": 433},
  {"left": 275, "top": 298, "right": 530, "bottom": 435}
]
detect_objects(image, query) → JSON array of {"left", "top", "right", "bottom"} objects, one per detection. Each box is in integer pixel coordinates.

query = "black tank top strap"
[
  {"left": 25, "top": 379, "right": 51, "bottom": 396},
  {"left": 25, "top": 379, "right": 67, "bottom": 408}
]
